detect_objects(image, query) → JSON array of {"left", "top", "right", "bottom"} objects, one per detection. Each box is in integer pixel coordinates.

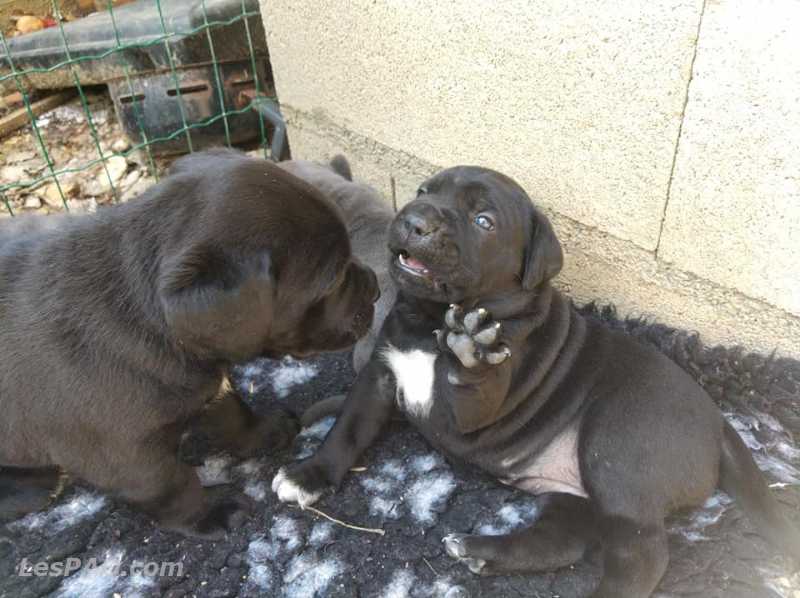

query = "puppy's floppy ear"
[
  {"left": 521, "top": 210, "right": 563, "bottom": 290},
  {"left": 160, "top": 247, "right": 274, "bottom": 361},
  {"left": 329, "top": 154, "right": 353, "bottom": 181}
]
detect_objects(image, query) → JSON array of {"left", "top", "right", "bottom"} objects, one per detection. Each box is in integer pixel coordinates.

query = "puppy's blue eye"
[
  {"left": 417, "top": 186, "right": 428, "bottom": 197},
  {"left": 474, "top": 214, "right": 494, "bottom": 230}
]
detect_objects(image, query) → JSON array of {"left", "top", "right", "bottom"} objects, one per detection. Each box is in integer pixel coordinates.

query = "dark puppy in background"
[
  {"left": 274, "top": 164, "right": 800, "bottom": 597},
  {"left": 0, "top": 148, "right": 378, "bottom": 539}
]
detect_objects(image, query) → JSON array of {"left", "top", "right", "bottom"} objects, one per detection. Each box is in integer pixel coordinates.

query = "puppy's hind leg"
[
  {"left": 142, "top": 465, "right": 248, "bottom": 541},
  {"left": 97, "top": 434, "right": 247, "bottom": 540},
  {"left": 0, "top": 466, "right": 63, "bottom": 523},
  {"left": 591, "top": 517, "right": 668, "bottom": 598},
  {"left": 444, "top": 493, "right": 598, "bottom": 575}
]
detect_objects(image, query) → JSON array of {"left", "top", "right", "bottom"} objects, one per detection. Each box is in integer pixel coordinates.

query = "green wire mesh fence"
[{"left": 0, "top": 0, "right": 279, "bottom": 216}]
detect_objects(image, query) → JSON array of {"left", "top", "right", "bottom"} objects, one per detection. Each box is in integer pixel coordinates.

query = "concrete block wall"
[{"left": 260, "top": 0, "right": 800, "bottom": 356}]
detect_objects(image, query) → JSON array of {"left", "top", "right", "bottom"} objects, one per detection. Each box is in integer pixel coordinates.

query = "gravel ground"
[
  {"left": 1, "top": 304, "right": 799, "bottom": 598},
  {"left": 0, "top": 91, "right": 168, "bottom": 216}
]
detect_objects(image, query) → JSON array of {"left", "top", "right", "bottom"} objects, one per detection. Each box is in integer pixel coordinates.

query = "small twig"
[
  {"left": 292, "top": 504, "right": 385, "bottom": 536},
  {"left": 349, "top": 466, "right": 367, "bottom": 472},
  {"left": 422, "top": 556, "right": 438, "bottom": 576},
  {"left": 390, "top": 176, "right": 397, "bottom": 213},
  {"left": 0, "top": 90, "right": 75, "bottom": 140},
  {"left": 769, "top": 482, "right": 800, "bottom": 489}
]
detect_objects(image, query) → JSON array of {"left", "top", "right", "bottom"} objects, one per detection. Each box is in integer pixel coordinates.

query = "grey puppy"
[{"left": 279, "top": 157, "right": 395, "bottom": 373}]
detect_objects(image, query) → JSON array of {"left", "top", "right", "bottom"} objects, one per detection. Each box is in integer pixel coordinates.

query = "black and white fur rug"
[{"left": 1, "top": 304, "right": 799, "bottom": 598}]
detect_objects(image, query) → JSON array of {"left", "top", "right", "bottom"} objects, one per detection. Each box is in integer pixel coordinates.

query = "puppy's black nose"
[{"left": 402, "top": 211, "right": 440, "bottom": 238}]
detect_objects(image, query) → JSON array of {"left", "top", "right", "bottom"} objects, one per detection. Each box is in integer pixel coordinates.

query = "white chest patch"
[{"left": 381, "top": 345, "right": 438, "bottom": 419}]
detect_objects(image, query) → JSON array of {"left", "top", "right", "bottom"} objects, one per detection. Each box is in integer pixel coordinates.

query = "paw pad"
[{"left": 437, "top": 305, "right": 511, "bottom": 369}]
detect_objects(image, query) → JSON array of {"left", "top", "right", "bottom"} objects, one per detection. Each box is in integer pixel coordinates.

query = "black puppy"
[
  {"left": 273, "top": 166, "right": 800, "bottom": 597},
  {"left": 0, "top": 149, "right": 378, "bottom": 539}
]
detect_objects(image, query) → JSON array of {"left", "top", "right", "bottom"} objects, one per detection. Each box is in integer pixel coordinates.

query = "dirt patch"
[{"left": 0, "top": 90, "right": 174, "bottom": 216}]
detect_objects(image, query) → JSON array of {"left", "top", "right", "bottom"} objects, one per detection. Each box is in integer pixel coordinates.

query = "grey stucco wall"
[{"left": 260, "top": 0, "right": 800, "bottom": 357}]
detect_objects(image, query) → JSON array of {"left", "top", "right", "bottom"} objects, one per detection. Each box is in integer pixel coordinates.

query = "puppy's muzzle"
[{"left": 399, "top": 203, "right": 442, "bottom": 241}]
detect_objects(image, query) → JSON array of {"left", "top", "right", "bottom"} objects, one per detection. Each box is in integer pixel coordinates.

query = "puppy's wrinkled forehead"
[{"left": 421, "top": 166, "right": 532, "bottom": 215}]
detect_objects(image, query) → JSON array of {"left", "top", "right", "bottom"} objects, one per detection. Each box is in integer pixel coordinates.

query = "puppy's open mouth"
[{"left": 396, "top": 251, "right": 431, "bottom": 278}]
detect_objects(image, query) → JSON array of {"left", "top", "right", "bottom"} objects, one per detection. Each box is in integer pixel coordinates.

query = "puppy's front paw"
[
  {"left": 435, "top": 305, "right": 511, "bottom": 370},
  {"left": 271, "top": 462, "right": 330, "bottom": 507},
  {"left": 443, "top": 533, "right": 487, "bottom": 574}
]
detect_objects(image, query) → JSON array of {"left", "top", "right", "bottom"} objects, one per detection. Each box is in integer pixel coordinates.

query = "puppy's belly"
[
  {"left": 500, "top": 420, "right": 588, "bottom": 498},
  {"left": 381, "top": 345, "right": 586, "bottom": 498},
  {"left": 380, "top": 345, "right": 437, "bottom": 418}
]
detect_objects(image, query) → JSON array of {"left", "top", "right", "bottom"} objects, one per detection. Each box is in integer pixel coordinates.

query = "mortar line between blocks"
[{"left": 655, "top": 0, "right": 708, "bottom": 258}]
